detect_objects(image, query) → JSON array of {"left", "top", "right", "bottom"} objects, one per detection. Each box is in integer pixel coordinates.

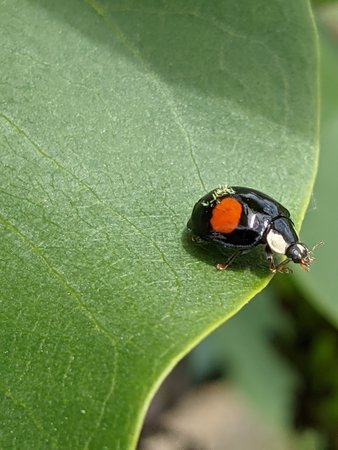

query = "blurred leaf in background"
[{"left": 189, "top": 286, "right": 298, "bottom": 430}]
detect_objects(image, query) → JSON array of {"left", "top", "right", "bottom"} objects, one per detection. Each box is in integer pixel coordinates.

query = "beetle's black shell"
[{"left": 187, "top": 186, "right": 294, "bottom": 250}]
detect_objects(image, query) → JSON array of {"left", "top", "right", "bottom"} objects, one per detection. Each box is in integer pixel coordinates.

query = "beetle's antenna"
[{"left": 308, "top": 241, "right": 324, "bottom": 262}]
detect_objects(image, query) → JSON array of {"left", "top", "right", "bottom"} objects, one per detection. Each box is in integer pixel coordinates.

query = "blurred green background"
[{"left": 139, "top": 3, "right": 338, "bottom": 449}]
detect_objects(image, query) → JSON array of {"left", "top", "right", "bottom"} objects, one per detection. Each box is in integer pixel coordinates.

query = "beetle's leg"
[
  {"left": 265, "top": 245, "right": 292, "bottom": 274},
  {"left": 275, "top": 258, "right": 292, "bottom": 274},
  {"left": 216, "top": 250, "right": 243, "bottom": 271},
  {"left": 265, "top": 245, "right": 277, "bottom": 272},
  {"left": 191, "top": 234, "right": 203, "bottom": 244}
]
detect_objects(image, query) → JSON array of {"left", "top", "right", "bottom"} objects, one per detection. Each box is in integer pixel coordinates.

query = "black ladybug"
[{"left": 187, "top": 186, "right": 317, "bottom": 273}]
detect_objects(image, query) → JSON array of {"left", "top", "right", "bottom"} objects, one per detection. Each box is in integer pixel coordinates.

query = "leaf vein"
[
  {"left": 84, "top": 0, "right": 207, "bottom": 192},
  {"left": 0, "top": 212, "right": 116, "bottom": 343}
]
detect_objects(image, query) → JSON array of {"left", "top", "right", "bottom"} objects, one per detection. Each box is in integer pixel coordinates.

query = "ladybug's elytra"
[{"left": 187, "top": 186, "right": 317, "bottom": 273}]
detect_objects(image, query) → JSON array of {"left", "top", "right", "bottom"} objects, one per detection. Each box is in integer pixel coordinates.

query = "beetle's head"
[{"left": 285, "top": 242, "right": 322, "bottom": 271}]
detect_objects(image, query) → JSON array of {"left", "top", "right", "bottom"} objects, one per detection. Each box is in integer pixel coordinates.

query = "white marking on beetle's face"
[
  {"left": 266, "top": 229, "right": 289, "bottom": 255},
  {"left": 297, "top": 244, "right": 307, "bottom": 254}
]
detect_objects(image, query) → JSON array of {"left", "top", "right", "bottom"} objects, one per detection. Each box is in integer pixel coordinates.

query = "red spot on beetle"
[{"left": 210, "top": 197, "right": 242, "bottom": 234}]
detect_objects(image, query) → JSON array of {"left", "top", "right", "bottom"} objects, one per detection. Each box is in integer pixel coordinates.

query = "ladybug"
[{"left": 187, "top": 186, "right": 317, "bottom": 273}]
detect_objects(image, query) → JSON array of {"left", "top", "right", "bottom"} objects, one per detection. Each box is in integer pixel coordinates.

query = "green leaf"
[
  {"left": 295, "top": 27, "right": 338, "bottom": 327},
  {"left": 0, "top": 0, "right": 319, "bottom": 448}
]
